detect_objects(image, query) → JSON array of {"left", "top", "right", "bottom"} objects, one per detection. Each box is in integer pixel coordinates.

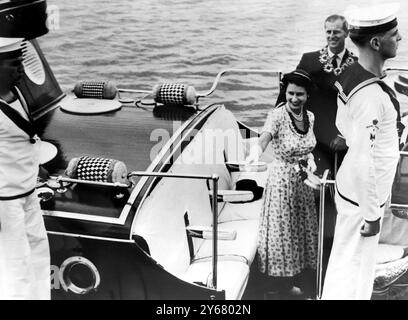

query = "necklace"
[
  {"left": 319, "top": 46, "right": 356, "bottom": 76},
  {"left": 287, "top": 105, "right": 303, "bottom": 121}
]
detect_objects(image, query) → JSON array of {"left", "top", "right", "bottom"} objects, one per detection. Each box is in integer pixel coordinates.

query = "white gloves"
[{"left": 245, "top": 144, "right": 263, "bottom": 164}]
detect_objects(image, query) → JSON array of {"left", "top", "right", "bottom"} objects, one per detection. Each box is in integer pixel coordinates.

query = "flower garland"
[{"left": 319, "top": 46, "right": 356, "bottom": 76}]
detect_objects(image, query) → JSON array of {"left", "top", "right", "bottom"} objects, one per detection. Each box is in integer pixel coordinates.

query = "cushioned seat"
[
  {"left": 218, "top": 200, "right": 263, "bottom": 223},
  {"left": 177, "top": 260, "right": 250, "bottom": 300},
  {"left": 131, "top": 110, "right": 268, "bottom": 299},
  {"left": 193, "top": 220, "right": 260, "bottom": 265}
]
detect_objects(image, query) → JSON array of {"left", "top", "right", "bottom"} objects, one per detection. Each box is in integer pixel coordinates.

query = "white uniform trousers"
[
  {"left": 0, "top": 192, "right": 50, "bottom": 300},
  {"left": 322, "top": 192, "right": 384, "bottom": 300}
]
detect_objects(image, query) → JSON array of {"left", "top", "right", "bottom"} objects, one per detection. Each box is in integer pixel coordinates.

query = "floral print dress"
[{"left": 257, "top": 104, "right": 318, "bottom": 277}]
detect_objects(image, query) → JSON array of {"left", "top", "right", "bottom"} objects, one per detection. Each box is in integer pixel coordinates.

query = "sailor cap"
[
  {"left": 345, "top": 2, "right": 400, "bottom": 35},
  {"left": 0, "top": 37, "right": 23, "bottom": 53}
]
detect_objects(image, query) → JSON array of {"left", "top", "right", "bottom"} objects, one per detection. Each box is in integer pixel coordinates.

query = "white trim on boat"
[{"left": 46, "top": 230, "right": 136, "bottom": 243}]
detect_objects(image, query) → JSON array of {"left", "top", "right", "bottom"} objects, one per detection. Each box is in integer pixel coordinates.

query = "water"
[{"left": 40, "top": 0, "right": 408, "bottom": 127}]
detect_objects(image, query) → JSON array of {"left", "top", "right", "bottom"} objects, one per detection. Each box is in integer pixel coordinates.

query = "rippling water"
[{"left": 39, "top": 0, "right": 408, "bottom": 126}]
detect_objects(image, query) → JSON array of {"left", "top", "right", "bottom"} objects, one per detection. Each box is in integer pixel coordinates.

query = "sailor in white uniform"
[
  {"left": 322, "top": 3, "right": 403, "bottom": 300},
  {"left": 0, "top": 37, "right": 50, "bottom": 300}
]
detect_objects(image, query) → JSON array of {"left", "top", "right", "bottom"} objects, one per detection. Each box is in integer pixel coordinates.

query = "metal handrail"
[
  {"left": 49, "top": 175, "right": 131, "bottom": 192},
  {"left": 316, "top": 169, "right": 335, "bottom": 300},
  {"left": 196, "top": 68, "right": 281, "bottom": 101},
  {"left": 127, "top": 171, "right": 220, "bottom": 290}
]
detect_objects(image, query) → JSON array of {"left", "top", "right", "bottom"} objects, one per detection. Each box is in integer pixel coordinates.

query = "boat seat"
[
  {"left": 177, "top": 260, "right": 250, "bottom": 300},
  {"left": 209, "top": 190, "right": 254, "bottom": 203},
  {"left": 186, "top": 225, "right": 237, "bottom": 240},
  {"left": 188, "top": 164, "right": 265, "bottom": 273},
  {"left": 193, "top": 219, "right": 259, "bottom": 265},
  {"left": 218, "top": 198, "right": 263, "bottom": 223},
  {"left": 218, "top": 169, "right": 266, "bottom": 223},
  {"left": 178, "top": 173, "right": 264, "bottom": 298},
  {"left": 131, "top": 109, "right": 266, "bottom": 299}
]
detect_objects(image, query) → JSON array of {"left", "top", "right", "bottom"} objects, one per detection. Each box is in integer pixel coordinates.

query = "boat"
[
  {"left": 3, "top": 0, "right": 408, "bottom": 300},
  {"left": 16, "top": 31, "right": 276, "bottom": 298}
]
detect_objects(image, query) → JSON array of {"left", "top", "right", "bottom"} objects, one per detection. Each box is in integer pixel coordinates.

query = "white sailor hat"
[
  {"left": 0, "top": 37, "right": 23, "bottom": 54},
  {"left": 345, "top": 3, "right": 400, "bottom": 35}
]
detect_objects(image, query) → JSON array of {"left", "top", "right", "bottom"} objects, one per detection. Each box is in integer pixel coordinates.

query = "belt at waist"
[{"left": 0, "top": 188, "right": 35, "bottom": 201}]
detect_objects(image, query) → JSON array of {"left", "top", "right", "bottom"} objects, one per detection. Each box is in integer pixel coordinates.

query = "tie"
[{"left": 332, "top": 55, "right": 338, "bottom": 68}]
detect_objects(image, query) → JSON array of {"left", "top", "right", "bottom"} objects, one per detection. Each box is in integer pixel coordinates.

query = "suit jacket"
[{"left": 296, "top": 49, "right": 357, "bottom": 148}]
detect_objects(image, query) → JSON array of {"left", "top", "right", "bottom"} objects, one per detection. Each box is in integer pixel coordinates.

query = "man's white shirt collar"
[{"left": 328, "top": 47, "right": 346, "bottom": 63}]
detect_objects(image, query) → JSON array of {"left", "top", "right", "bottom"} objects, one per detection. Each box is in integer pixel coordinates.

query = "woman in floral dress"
[{"left": 246, "top": 70, "right": 318, "bottom": 298}]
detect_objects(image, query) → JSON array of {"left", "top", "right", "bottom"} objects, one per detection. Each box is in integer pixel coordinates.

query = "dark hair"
[
  {"left": 279, "top": 70, "right": 312, "bottom": 133},
  {"left": 325, "top": 14, "right": 349, "bottom": 33},
  {"left": 281, "top": 69, "right": 313, "bottom": 95}
]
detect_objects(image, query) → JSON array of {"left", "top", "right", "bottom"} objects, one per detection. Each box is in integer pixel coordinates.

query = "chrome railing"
[
  {"left": 316, "top": 169, "right": 335, "bottom": 300},
  {"left": 196, "top": 68, "right": 281, "bottom": 102}
]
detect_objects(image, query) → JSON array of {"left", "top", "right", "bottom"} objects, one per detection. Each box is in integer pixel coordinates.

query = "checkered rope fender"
[
  {"left": 152, "top": 83, "right": 196, "bottom": 106},
  {"left": 74, "top": 81, "right": 117, "bottom": 99},
  {"left": 65, "top": 156, "right": 128, "bottom": 184}
]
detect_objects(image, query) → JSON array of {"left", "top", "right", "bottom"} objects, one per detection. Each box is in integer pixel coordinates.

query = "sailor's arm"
[{"left": 349, "top": 93, "right": 383, "bottom": 224}]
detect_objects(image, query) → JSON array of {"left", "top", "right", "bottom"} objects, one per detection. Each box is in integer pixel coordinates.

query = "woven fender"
[
  {"left": 152, "top": 83, "right": 196, "bottom": 106},
  {"left": 65, "top": 156, "right": 128, "bottom": 184},
  {"left": 74, "top": 81, "right": 117, "bottom": 99}
]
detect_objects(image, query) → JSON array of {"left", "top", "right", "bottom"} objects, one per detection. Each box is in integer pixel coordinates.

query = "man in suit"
[{"left": 278, "top": 15, "right": 358, "bottom": 175}]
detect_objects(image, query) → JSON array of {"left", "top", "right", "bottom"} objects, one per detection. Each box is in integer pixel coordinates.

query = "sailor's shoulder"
[
  {"left": 348, "top": 84, "right": 389, "bottom": 109},
  {"left": 352, "top": 82, "right": 386, "bottom": 96}
]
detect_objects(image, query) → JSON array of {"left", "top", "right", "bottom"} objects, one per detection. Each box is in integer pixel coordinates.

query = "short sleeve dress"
[{"left": 257, "top": 104, "right": 318, "bottom": 277}]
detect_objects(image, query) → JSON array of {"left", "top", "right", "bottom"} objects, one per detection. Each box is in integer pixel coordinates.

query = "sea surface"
[{"left": 39, "top": 0, "right": 408, "bottom": 127}]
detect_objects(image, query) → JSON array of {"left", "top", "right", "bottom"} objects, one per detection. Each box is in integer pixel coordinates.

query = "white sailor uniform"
[
  {"left": 0, "top": 96, "right": 50, "bottom": 300},
  {"left": 322, "top": 74, "right": 400, "bottom": 300}
]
